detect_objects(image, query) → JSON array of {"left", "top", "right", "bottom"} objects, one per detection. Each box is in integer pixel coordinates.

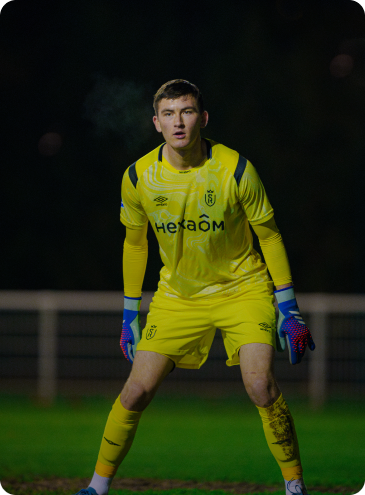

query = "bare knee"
[
  {"left": 120, "top": 378, "right": 156, "bottom": 412},
  {"left": 120, "top": 351, "right": 174, "bottom": 411},
  {"left": 243, "top": 373, "right": 280, "bottom": 408},
  {"left": 239, "top": 343, "right": 280, "bottom": 408}
]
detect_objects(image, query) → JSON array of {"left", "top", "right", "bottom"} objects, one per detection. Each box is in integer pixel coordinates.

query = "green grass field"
[{"left": 0, "top": 392, "right": 364, "bottom": 495}]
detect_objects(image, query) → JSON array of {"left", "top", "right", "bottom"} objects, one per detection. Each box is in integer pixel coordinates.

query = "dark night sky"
[{"left": 1, "top": 0, "right": 365, "bottom": 293}]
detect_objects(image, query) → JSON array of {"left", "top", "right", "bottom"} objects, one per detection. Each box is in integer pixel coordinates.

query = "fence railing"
[{"left": 0, "top": 291, "right": 364, "bottom": 408}]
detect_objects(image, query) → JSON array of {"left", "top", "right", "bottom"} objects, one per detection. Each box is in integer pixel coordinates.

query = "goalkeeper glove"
[
  {"left": 120, "top": 296, "right": 141, "bottom": 363},
  {"left": 275, "top": 286, "right": 315, "bottom": 365}
]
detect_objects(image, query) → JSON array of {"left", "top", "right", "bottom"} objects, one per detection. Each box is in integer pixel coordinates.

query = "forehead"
[{"left": 158, "top": 95, "right": 198, "bottom": 112}]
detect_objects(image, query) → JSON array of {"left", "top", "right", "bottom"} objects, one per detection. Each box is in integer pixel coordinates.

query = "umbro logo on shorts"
[
  {"left": 259, "top": 322, "right": 272, "bottom": 332},
  {"left": 146, "top": 325, "right": 157, "bottom": 340},
  {"left": 154, "top": 196, "right": 168, "bottom": 206}
]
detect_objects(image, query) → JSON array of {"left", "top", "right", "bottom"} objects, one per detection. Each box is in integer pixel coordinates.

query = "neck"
[{"left": 163, "top": 138, "right": 207, "bottom": 170}]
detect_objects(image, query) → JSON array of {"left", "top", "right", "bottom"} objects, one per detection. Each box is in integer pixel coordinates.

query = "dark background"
[{"left": 1, "top": 0, "right": 364, "bottom": 293}]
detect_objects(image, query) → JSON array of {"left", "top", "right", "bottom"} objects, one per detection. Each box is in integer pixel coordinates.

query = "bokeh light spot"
[
  {"left": 38, "top": 132, "right": 63, "bottom": 156},
  {"left": 329, "top": 54, "right": 354, "bottom": 78}
]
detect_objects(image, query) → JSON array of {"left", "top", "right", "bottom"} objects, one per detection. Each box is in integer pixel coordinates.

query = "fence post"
[
  {"left": 308, "top": 299, "right": 328, "bottom": 409},
  {"left": 37, "top": 292, "right": 58, "bottom": 404}
]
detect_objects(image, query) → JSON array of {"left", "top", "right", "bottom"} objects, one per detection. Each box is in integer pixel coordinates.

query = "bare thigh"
[
  {"left": 120, "top": 350, "right": 174, "bottom": 411},
  {"left": 239, "top": 343, "right": 281, "bottom": 408}
]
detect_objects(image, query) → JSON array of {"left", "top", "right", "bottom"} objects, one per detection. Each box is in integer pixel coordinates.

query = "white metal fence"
[{"left": 0, "top": 291, "right": 364, "bottom": 408}]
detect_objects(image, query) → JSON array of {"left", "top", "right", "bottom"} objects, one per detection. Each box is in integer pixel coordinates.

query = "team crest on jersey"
[
  {"left": 146, "top": 325, "right": 157, "bottom": 340},
  {"left": 205, "top": 190, "right": 216, "bottom": 207}
]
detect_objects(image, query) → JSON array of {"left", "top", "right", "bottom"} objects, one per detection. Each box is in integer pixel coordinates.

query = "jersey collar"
[{"left": 158, "top": 138, "right": 212, "bottom": 162}]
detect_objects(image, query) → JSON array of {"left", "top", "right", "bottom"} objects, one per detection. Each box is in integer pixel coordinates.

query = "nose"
[{"left": 174, "top": 113, "right": 184, "bottom": 127}]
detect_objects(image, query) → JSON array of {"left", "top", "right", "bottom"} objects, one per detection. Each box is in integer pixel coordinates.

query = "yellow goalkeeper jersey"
[{"left": 120, "top": 139, "right": 274, "bottom": 299}]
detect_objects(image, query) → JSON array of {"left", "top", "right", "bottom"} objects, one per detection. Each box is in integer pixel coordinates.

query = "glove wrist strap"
[
  {"left": 274, "top": 286, "right": 295, "bottom": 304},
  {"left": 124, "top": 296, "right": 142, "bottom": 311}
]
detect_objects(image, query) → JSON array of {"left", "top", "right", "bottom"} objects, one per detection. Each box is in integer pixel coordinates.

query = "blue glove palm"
[
  {"left": 275, "top": 287, "right": 315, "bottom": 365},
  {"left": 120, "top": 296, "right": 141, "bottom": 363}
]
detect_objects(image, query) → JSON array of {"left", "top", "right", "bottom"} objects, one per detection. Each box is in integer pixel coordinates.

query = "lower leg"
[
  {"left": 88, "top": 394, "right": 141, "bottom": 495},
  {"left": 88, "top": 351, "right": 174, "bottom": 495},
  {"left": 240, "top": 344, "right": 306, "bottom": 493},
  {"left": 256, "top": 394, "right": 304, "bottom": 482}
]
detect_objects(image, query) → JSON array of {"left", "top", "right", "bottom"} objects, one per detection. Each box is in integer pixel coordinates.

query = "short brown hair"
[{"left": 153, "top": 79, "right": 204, "bottom": 115}]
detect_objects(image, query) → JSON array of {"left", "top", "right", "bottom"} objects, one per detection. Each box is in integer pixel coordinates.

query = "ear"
[
  {"left": 153, "top": 115, "right": 162, "bottom": 133},
  {"left": 200, "top": 111, "right": 209, "bottom": 129}
]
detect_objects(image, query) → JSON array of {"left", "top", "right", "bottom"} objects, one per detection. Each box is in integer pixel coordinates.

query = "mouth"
[{"left": 173, "top": 131, "right": 186, "bottom": 139}]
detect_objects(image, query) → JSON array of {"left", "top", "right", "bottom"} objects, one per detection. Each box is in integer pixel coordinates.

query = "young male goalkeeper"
[{"left": 73, "top": 80, "right": 315, "bottom": 495}]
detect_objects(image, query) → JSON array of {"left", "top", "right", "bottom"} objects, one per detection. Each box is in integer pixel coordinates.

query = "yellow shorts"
[{"left": 137, "top": 281, "right": 276, "bottom": 369}]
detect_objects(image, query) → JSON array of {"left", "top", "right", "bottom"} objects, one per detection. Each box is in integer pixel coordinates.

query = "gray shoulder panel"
[
  {"left": 158, "top": 144, "right": 166, "bottom": 162},
  {"left": 234, "top": 155, "right": 247, "bottom": 187},
  {"left": 128, "top": 162, "right": 138, "bottom": 188}
]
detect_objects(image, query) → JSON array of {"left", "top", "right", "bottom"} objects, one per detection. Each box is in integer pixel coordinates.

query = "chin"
[{"left": 169, "top": 140, "right": 189, "bottom": 149}]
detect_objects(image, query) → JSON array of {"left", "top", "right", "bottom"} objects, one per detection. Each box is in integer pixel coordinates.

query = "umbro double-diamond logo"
[
  {"left": 154, "top": 196, "right": 168, "bottom": 206},
  {"left": 259, "top": 322, "right": 272, "bottom": 333}
]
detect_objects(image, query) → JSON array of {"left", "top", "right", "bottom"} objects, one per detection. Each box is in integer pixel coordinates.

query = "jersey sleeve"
[
  {"left": 238, "top": 160, "right": 274, "bottom": 225},
  {"left": 120, "top": 167, "right": 148, "bottom": 229}
]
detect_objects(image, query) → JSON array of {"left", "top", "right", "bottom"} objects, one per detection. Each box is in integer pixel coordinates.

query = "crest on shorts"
[
  {"left": 146, "top": 325, "right": 157, "bottom": 340},
  {"left": 205, "top": 190, "right": 216, "bottom": 207}
]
